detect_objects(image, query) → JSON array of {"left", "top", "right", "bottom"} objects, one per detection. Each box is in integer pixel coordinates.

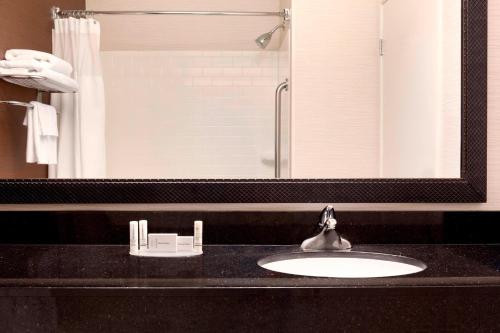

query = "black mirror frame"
[{"left": 0, "top": 0, "right": 486, "bottom": 204}]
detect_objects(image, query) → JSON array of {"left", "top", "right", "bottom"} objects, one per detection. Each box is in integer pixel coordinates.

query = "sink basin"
[{"left": 258, "top": 251, "right": 427, "bottom": 278}]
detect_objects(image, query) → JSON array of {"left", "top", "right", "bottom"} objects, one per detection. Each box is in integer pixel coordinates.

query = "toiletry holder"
[
  {"left": 130, "top": 250, "right": 202, "bottom": 258},
  {"left": 129, "top": 220, "right": 203, "bottom": 258}
]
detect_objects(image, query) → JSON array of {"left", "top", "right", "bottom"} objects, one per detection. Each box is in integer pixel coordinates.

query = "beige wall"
[
  {"left": 381, "top": 0, "right": 440, "bottom": 178},
  {"left": 438, "top": 0, "right": 462, "bottom": 178},
  {"left": 86, "top": 0, "right": 283, "bottom": 51},
  {"left": 380, "top": 0, "right": 461, "bottom": 178},
  {"left": 0, "top": 0, "right": 497, "bottom": 211},
  {"left": 290, "top": 0, "right": 381, "bottom": 178}
]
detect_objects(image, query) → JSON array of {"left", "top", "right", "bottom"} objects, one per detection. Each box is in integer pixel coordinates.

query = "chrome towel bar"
[{"left": 0, "top": 101, "right": 33, "bottom": 109}]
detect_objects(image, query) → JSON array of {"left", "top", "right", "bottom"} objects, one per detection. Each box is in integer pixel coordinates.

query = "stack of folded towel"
[
  {"left": 23, "top": 102, "right": 59, "bottom": 165},
  {"left": 0, "top": 49, "right": 78, "bottom": 92}
]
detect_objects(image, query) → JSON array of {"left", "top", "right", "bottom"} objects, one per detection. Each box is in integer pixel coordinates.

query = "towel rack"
[
  {"left": 0, "top": 74, "right": 76, "bottom": 93},
  {"left": 0, "top": 100, "right": 61, "bottom": 114},
  {"left": 0, "top": 100, "right": 33, "bottom": 109}
]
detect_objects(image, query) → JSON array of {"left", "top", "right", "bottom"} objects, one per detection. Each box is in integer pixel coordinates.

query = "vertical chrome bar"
[{"left": 275, "top": 79, "right": 288, "bottom": 179}]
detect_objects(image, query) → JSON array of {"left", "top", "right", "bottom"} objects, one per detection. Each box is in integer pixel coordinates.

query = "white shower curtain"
[{"left": 49, "top": 18, "right": 106, "bottom": 178}]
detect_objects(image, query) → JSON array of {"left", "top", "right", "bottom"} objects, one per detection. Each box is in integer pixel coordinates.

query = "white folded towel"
[
  {"left": 5, "top": 49, "right": 73, "bottom": 76},
  {"left": 0, "top": 59, "right": 73, "bottom": 77},
  {"left": 0, "top": 67, "right": 78, "bottom": 93},
  {"left": 23, "top": 102, "right": 59, "bottom": 165}
]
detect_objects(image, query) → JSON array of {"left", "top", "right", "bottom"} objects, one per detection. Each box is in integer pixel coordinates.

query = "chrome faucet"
[{"left": 300, "top": 205, "right": 352, "bottom": 251}]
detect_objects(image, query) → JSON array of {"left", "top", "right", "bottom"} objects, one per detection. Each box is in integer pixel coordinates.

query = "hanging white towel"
[
  {"left": 0, "top": 67, "right": 78, "bottom": 93},
  {"left": 23, "top": 102, "right": 59, "bottom": 165},
  {"left": 5, "top": 49, "right": 73, "bottom": 76}
]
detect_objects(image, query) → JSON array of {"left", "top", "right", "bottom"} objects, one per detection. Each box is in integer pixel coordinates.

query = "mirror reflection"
[{"left": 0, "top": 0, "right": 461, "bottom": 179}]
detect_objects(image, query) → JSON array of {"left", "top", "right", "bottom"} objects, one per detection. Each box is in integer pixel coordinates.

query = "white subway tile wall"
[{"left": 102, "top": 51, "right": 282, "bottom": 179}]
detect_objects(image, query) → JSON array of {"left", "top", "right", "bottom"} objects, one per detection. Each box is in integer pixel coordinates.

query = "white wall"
[
  {"left": 290, "top": 0, "right": 381, "bottom": 178},
  {"left": 102, "top": 50, "right": 279, "bottom": 178}
]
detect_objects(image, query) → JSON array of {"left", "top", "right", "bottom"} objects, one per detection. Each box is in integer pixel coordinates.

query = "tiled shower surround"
[{"left": 101, "top": 51, "right": 287, "bottom": 179}]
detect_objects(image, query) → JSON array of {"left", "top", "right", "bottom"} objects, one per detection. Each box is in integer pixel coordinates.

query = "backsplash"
[
  {"left": 0, "top": 210, "right": 497, "bottom": 245},
  {"left": 101, "top": 50, "right": 287, "bottom": 178}
]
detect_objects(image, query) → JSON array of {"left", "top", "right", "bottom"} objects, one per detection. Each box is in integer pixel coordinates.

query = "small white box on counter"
[
  {"left": 177, "top": 236, "right": 194, "bottom": 252},
  {"left": 148, "top": 233, "right": 177, "bottom": 252}
]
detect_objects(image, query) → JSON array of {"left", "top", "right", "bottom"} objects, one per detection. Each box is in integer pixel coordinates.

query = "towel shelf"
[
  {"left": 0, "top": 74, "right": 77, "bottom": 93},
  {"left": 0, "top": 100, "right": 33, "bottom": 109}
]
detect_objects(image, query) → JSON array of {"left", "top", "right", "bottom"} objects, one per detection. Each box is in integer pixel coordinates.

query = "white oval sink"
[{"left": 258, "top": 251, "right": 426, "bottom": 278}]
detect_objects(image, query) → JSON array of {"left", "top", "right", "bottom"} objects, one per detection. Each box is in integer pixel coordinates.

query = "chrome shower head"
[
  {"left": 255, "top": 32, "right": 273, "bottom": 49},
  {"left": 255, "top": 23, "right": 285, "bottom": 49}
]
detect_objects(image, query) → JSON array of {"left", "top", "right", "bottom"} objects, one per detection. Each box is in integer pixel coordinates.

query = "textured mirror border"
[{"left": 0, "top": 0, "right": 486, "bottom": 203}]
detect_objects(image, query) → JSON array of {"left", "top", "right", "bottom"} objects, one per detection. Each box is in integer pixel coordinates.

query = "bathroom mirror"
[{"left": 0, "top": 0, "right": 486, "bottom": 203}]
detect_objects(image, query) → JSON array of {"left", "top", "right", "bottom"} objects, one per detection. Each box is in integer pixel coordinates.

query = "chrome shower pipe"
[{"left": 275, "top": 79, "right": 289, "bottom": 179}]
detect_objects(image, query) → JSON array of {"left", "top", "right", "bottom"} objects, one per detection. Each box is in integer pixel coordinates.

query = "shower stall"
[{"left": 51, "top": 3, "right": 291, "bottom": 179}]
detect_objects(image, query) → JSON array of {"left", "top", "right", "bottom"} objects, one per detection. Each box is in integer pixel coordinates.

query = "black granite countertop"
[{"left": 0, "top": 244, "right": 498, "bottom": 289}]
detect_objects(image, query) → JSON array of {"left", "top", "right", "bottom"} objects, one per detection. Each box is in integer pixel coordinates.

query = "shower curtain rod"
[{"left": 51, "top": 7, "right": 289, "bottom": 20}]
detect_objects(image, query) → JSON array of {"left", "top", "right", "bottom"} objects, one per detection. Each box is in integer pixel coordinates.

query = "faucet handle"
[{"left": 319, "top": 205, "right": 336, "bottom": 230}]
